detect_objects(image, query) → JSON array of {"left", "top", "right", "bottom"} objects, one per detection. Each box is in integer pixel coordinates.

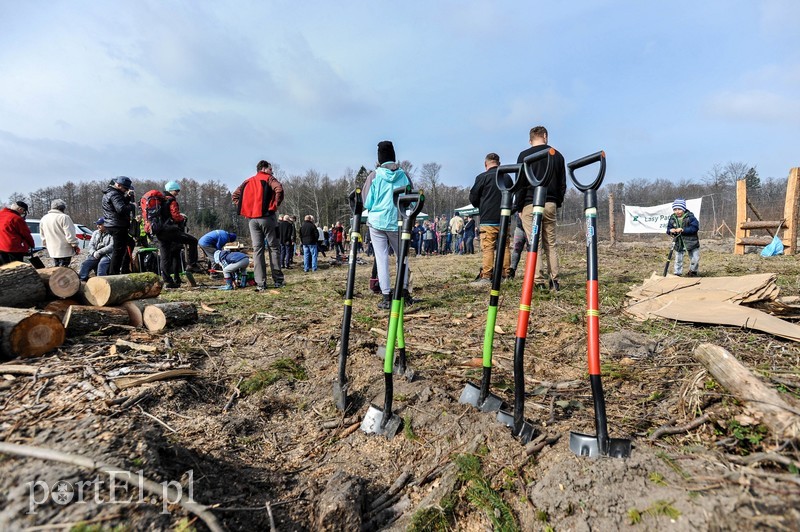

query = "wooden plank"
[
  {"left": 784, "top": 168, "right": 800, "bottom": 255},
  {"left": 734, "top": 179, "right": 747, "bottom": 255}
]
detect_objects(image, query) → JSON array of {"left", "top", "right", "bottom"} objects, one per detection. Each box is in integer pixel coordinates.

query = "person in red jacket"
[
  {"left": 232, "top": 160, "right": 285, "bottom": 290},
  {"left": 0, "top": 201, "right": 35, "bottom": 265}
]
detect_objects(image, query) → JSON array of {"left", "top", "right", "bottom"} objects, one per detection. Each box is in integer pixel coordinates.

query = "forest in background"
[{"left": 4, "top": 160, "right": 789, "bottom": 241}]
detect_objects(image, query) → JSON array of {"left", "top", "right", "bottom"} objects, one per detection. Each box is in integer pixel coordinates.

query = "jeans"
[
  {"left": 303, "top": 244, "right": 318, "bottom": 271},
  {"left": 280, "top": 243, "right": 293, "bottom": 267},
  {"left": 674, "top": 247, "right": 700, "bottom": 275},
  {"left": 248, "top": 215, "right": 283, "bottom": 287},
  {"left": 369, "top": 228, "right": 408, "bottom": 295},
  {"left": 520, "top": 202, "right": 559, "bottom": 284},
  {"left": 478, "top": 225, "right": 510, "bottom": 279},
  {"left": 78, "top": 255, "right": 110, "bottom": 281},
  {"left": 463, "top": 231, "right": 475, "bottom": 254},
  {"left": 510, "top": 225, "right": 527, "bottom": 271}
]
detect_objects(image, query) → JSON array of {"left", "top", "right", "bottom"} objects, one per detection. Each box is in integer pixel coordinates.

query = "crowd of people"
[{"left": 0, "top": 125, "right": 701, "bottom": 298}]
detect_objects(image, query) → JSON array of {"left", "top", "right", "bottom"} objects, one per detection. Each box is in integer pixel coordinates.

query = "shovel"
[
  {"left": 567, "top": 151, "right": 632, "bottom": 459},
  {"left": 333, "top": 188, "right": 364, "bottom": 411},
  {"left": 460, "top": 163, "right": 521, "bottom": 412},
  {"left": 28, "top": 247, "right": 46, "bottom": 269},
  {"left": 361, "top": 189, "right": 425, "bottom": 438},
  {"left": 496, "top": 148, "right": 554, "bottom": 444},
  {"left": 376, "top": 185, "right": 415, "bottom": 381},
  {"left": 662, "top": 236, "right": 677, "bottom": 276}
]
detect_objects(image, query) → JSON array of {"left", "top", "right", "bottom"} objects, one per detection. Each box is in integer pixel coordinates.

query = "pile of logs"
[{"left": 0, "top": 262, "right": 198, "bottom": 359}]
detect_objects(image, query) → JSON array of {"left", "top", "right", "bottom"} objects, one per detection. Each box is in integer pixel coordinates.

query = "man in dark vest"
[{"left": 232, "top": 160, "right": 285, "bottom": 290}]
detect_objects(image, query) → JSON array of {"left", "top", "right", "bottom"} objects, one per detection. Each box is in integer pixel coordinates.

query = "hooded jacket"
[
  {"left": 667, "top": 211, "right": 700, "bottom": 252},
  {"left": 102, "top": 185, "right": 135, "bottom": 229},
  {"left": 199, "top": 230, "right": 235, "bottom": 249},
  {"left": 362, "top": 163, "right": 412, "bottom": 232}
]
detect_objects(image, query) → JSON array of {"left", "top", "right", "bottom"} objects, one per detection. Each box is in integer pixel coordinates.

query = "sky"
[{"left": 1, "top": 0, "right": 799, "bottom": 198}]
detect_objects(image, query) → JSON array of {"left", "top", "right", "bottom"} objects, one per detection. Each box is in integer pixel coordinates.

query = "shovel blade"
[
  {"left": 361, "top": 404, "right": 402, "bottom": 439},
  {"left": 377, "top": 346, "right": 415, "bottom": 382},
  {"left": 332, "top": 381, "right": 348, "bottom": 412},
  {"left": 569, "top": 432, "right": 632, "bottom": 458},
  {"left": 459, "top": 382, "right": 503, "bottom": 413},
  {"left": 496, "top": 409, "right": 538, "bottom": 444}
]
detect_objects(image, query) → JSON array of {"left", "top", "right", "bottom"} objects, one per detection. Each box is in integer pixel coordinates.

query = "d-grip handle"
[
  {"left": 393, "top": 185, "right": 412, "bottom": 205},
  {"left": 568, "top": 151, "right": 606, "bottom": 191},
  {"left": 495, "top": 164, "right": 521, "bottom": 192},
  {"left": 523, "top": 148, "right": 555, "bottom": 187},
  {"left": 396, "top": 191, "right": 425, "bottom": 221},
  {"left": 349, "top": 187, "right": 363, "bottom": 216}
]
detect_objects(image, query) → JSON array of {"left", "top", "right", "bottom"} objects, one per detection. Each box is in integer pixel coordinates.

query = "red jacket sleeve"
[{"left": 169, "top": 199, "right": 186, "bottom": 222}]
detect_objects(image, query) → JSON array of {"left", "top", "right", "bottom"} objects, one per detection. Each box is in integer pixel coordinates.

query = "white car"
[{"left": 26, "top": 218, "right": 93, "bottom": 250}]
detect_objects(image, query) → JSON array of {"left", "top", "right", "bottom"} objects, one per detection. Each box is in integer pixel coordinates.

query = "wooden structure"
[{"left": 735, "top": 167, "right": 800, "bottom": 255}]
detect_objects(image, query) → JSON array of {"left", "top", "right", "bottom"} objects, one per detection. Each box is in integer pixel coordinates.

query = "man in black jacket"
[
  {"left": 515, "top": 126, "right": 567, "bottom": 291},
  {"left": 102, "top": 176, "right": 136, "bottom": 275},
  {"left": 469, "top": 153, "right": 508, "bottom": 284},
  {"left": 299, "top": 215, "right": 319, "bottom": 272},
  {"left": 278, "top": 215, "right": 295, "bottom": 269}
]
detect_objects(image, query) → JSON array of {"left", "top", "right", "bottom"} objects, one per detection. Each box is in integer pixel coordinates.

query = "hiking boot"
[
  {"left": 377, "top": 293, "right": 392, "bottom": 310},
  {"left": 549, "top": 279, "right": 560, "bottom": 292},
  {"left": 255, "top": 284, "right": 269, "bottom": 292},
  {"left": 686, "top": 270, "right": 698, "bottom": 277},
  {"left": 219, "top": 278, "right": 234, "bottom": 291},
  {"left": 402, "top": 289, "right": 414, "bottom": 306},
  {"left": 163, "top": 280, "right": 180, "bottom": 289},
  {"left": 274, "top": 281, "right": 285, "bottom": 288}
]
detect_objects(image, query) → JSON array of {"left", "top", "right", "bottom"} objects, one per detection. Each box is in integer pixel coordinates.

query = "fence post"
[{"left": 608, "top": 192, "right": 616, "bottom": 247}]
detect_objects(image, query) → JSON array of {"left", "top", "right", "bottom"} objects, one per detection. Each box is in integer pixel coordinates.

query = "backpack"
[{"left": 140, "top": 190, "right": 167, "bottom": 234}]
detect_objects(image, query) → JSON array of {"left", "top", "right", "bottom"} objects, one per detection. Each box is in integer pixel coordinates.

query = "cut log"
[
  {"left": 82, "top": 273, "right": 162, "bottom": 307},
  {"left": 0, "top": 261, "right": 47, "bottom": 308},
  {"left": 43, "top": 299, "right": 80, "bottom": 320},
  {"left": 121, "top": 298, "right": 163, "bottom": 328},
  {"left": 37, "top": 267, "right": 80, "bottom": 299},
  {"left": 143, "top": 302, "right": 198, "bottom": 332},
  {"left": 693, "top": 343, "right": 800, "bottom": 440},
  {"left": 62, "top": 305, "right": 131, "bottom": 337},
  {"left": 0, "top": 307, "right": 65, "bottom": 358}
]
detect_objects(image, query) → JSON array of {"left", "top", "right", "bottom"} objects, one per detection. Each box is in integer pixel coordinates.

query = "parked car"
[{"left": 25, "top": 218, "right": 93, "bottom": 250}]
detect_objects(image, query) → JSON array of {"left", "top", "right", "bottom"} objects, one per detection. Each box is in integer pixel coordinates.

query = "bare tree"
[{"left": 419, "top": 162, "right": 442, "bottom": 219}]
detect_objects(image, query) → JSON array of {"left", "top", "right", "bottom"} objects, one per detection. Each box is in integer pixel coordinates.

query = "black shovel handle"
[
  {"left": 495, "top": 164, "right": 521, "bottom": 192},
  {"left": 523, "top": 148, "right": 555, "bottom": 187},
  {"left": 396, "top": 191, "right": 425, "bottom": 221},
  {"left": 568, "top": 151, "right": 606, "bottom": 191},
  {"left": 349, "top": 187, "right": 364, "bottom": 216}
]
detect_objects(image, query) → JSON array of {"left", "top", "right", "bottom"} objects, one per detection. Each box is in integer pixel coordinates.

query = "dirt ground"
[{"left": 1, "top": 235, "right": 799, "bottom": 531}]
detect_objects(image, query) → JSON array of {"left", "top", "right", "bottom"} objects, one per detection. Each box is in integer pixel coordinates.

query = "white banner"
[{"left": 623, "top": 198, "right": 702, "bottom": 234}]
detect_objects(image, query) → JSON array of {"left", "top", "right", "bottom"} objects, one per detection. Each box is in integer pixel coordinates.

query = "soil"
[{"left": 2, "top": 236, "right": 799, "bottom": 531}]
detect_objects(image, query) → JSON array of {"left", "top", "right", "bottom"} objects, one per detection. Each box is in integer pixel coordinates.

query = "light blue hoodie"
[{"left": 363, "top": 163, "right": 411, "bottom": 231}]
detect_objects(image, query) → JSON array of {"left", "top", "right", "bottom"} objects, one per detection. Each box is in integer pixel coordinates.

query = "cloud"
[
  {"left": 129, "top": 106, "right": 153, "bottom": 119},
  {"left": 705, "top": 89, "right": 800, "bottom": 123}
]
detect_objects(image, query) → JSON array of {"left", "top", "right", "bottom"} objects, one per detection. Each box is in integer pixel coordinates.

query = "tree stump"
[
  {"left": 37, "top": 267, "right": 80, "bottom": 299},
  {"left": 0, "top": 262, "right": 47, "bottom": 308},
  {"left": 43, "top": 299, "right": 81, "bottom": 320},
  {"left": 694, "top": 343, "right": 800, "bottom": 440},
  {"left": 120, "top": 298, "right": 163, "bottom": 328},
  {"left": 62, "top": 305, "right": 131, "bottom": 337},
  {"left": 143, "top": 302, "right": 198, "bottom": 332},
  {"left": 316, "top": 470, "right": 364, "bottom": 531},
  {"left": 82, "top": 273, "right": 162, "bottom": 307},
  {"left": 0, "top": 307, "right": 65, "bottom": 358}
]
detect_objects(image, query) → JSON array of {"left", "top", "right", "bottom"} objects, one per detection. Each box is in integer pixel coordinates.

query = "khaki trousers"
[
  {"left": 519, "top": 202, "right": 559, "bottom": 285},
  {"left": 478, "top": 225, "right": 510, "bottom": 279}
]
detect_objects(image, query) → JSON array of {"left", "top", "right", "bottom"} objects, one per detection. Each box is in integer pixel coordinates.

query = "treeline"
[{"left": 4, "top": 161, "right": 787, "bottom": 240}]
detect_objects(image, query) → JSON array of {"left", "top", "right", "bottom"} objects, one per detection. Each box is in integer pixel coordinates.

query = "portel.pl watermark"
[{"left": 26, "top": 470, "right": 194, "bottom": 515}]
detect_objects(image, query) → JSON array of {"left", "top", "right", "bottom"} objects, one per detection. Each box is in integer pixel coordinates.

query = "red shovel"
[{"left": 567, "top": 151, "right": 632, "bottom": 458}]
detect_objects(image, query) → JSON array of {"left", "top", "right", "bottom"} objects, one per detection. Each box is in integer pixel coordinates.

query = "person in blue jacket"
[
  {"left": 213, "top": 249, "right": 250, "bottom": 290},
  {"left": 362, "top": 140, "right": 412, "bottom": 310},
  {"left": 199, "top": 230, "right": 237, "bottom": 266},
  {"left": 666, "top": 198, "right": 700, "bottom": 276}
]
